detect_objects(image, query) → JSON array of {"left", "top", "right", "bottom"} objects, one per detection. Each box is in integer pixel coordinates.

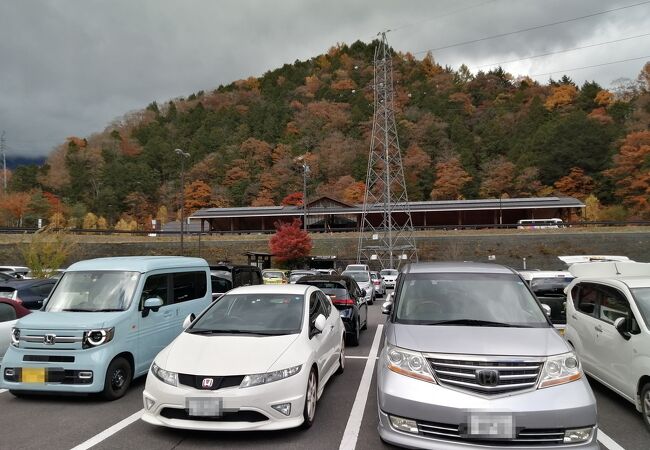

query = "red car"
[{"left": 0, "top": 298, "right": 32, "bottom": 365}]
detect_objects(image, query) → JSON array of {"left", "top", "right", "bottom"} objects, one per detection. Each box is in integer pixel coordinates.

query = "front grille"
[
  {"left": 178, "top": 374, "right": 245, "bottom": 390},
  {"left": 4, "top": 368, "right": 92, "bottom": 384},
  {"left": 417, "top": 420, "right": 565, "bottom": 446},
  {"left": 160, "top": 408, "right": 268, "bottom": 422},
  {"left": 427, "top": 355, "right": 544, "bottom": 396},
  {"left": 23, "top": 355, "right": 75, "bottom": 363}
]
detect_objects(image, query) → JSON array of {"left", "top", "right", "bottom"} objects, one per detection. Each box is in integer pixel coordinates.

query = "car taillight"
[
  {"left": 332, "top": 299, "right": 355, "bottom": 306},
  {"left": 373, "top": 280, "right": 380, "bottom": 285}
]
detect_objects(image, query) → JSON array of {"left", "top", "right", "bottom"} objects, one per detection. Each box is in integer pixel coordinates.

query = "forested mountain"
[{"left": 3, "top": 40, "right": 650, "bottom": 228}]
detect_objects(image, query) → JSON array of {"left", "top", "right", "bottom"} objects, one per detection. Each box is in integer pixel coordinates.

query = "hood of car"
[
  {"left": 358, "top": 281, "right": 372, "bottom": 289},
  {"left": 16, "top": 310, "right": 117, "bottom": 330},
  {"left": 161, "top": 332, "right": 301, "bottom": 375},
  {"left": 389, "top": 324, "right": 568, "bottom": 357}
]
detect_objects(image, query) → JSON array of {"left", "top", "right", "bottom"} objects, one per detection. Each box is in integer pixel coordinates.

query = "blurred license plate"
[
  {"left": 466, "top": 412, "right": 515, "bottom": 439},
  {"left": 22, "top": 368, "right": 46, "bottom": 383},
  {"left": 186, "top": 397, "right": 222, "bottom": 417}
]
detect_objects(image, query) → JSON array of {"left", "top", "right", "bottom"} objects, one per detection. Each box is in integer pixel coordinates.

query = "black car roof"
[{"left": 295, "top": 275, "right": 354, "bottom": 291}]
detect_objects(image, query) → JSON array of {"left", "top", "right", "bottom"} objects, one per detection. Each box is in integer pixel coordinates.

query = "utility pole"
[
  {"left": 357, "top": 32, "right": 417, "bottom": 269},
  {"left": 302, "top": 160, "right": 310, "bottom": 231},
  {"left": 1, "top": 131, "right": 6, "bottom": 192},
  {"left": 174, "top": 148, "right": 190, "bottom": 255}
]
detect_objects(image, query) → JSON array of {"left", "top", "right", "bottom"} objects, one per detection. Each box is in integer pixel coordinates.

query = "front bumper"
[
  {"left": 377, "top": 364, "right": 598, "bottom": 449},
  {"left": 142, "top": 366, "right": 309, "bottom": 431}
]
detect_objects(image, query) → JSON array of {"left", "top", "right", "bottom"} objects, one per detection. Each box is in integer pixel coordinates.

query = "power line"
[
  {"left": 530, "top": 54, "right": 650, "bottom": 77},
  {"left": 413, "top": 0, "right": 650, "bottom": 55},
  {"left": 475, "top": 32, "right": 650, "bottom": 69}
]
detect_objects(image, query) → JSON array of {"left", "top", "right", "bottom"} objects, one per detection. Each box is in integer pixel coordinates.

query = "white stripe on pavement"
[
  {"left": 70, "top": 409, "right": 143, "bottom": 450},
  {"left": 339, "top": 324, "right": 383, "bottom": 450},
  {"left": 344, "top": 355, "right": 379, "bottom": 360},
  {"left": 0, "top": 389, "right": 7, "bottom": 394},
  {"left": 597, "top": 429, "right": 626, "bottom": 450}
]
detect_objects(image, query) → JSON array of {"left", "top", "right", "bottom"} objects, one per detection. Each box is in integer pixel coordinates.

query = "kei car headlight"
[
  {"left": 539, "top": 352, "right": 582, "bottom": 388},
  {"left": 10, "top": 327, "right": 20, "bottom": 347},
  {"left": 151, "top": 362, "right": 178, "bottom": 387},
  {"left": 385, "top": 344, "right": 436, "bottom": 383},
  {"left": 82, "top": 328, "right": 114, "bottom": 349},
  {"left": 240, "top": 365, "right": 302, "bottom": 388}
]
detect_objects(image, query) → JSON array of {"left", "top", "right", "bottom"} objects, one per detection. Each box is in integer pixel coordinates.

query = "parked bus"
[{"left": 516, "top": 218, "right": 564, "bottom": 229}]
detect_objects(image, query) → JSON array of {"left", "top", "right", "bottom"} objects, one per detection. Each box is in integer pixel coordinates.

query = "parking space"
[{"left": 0, "top": 297, "right": 647, "bottom": 450}]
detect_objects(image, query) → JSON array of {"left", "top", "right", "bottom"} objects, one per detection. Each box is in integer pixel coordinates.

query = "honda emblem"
[{"left": 201, "top": 378, "right": 214, "bottom": 389}]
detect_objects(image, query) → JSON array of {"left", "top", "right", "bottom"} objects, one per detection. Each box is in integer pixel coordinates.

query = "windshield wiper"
[
  {"left": 186, "top": 329, "right": 276, "bottom": 335},
  {"left": 422, "top": 319, "right": 527, "bottom": 327},
  {"left": 61, "top": 308, "right": 92, "bottom": 312}
]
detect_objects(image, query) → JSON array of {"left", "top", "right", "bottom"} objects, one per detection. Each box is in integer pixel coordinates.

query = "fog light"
[
  {"left": 564, "top": 427, "right": 593, "bottom": 443},
  {"left": 389, "top": 415, "right": 418, "bottom": 434},
  {"left": 144, "top": 396, "right": 156, "bottom": 411},
  {"left": 272, "top": 403, "right": 291, "bottom": 416},
  {"left": 5, "top": 368, "right": 15, "bottom": 377},
  {"left": 78, "top": 371, "right": 93, "bottom": 380}
]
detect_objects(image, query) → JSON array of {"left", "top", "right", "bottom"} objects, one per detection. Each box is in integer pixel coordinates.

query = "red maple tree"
[
  {"left": 269, "top": 218, "right": 313, "bottom": 264},
  {"left": 281, "top": 192, "right": 303, "bottom": 206}
]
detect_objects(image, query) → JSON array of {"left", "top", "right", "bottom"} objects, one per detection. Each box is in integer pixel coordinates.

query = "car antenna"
[{"left": 614, "top": 263, "right": 621, "bottom": 275}]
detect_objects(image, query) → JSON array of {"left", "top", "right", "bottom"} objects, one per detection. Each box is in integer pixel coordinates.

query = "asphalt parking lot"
[{"left": 0, "top": 296, "right": 648, "bottom": 450}]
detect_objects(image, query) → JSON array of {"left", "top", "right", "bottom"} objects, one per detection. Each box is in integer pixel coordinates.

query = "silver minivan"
[{"left": 378, "top": 262, "right": 598, "bottom": 449}]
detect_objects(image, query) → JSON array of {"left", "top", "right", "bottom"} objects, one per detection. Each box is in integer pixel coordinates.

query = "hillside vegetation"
[{"left": 3, "top": 40, "right": 650, "bottom": 229}]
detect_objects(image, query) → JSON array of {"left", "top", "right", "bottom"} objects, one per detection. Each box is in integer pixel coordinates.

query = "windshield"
[
  {"left": 290, "top": 272, "right": 313, "bottom": 283},
  {"left": 631, "top": 288, "right": 650, "bottom": 328},
  {"left": 188, "top": 293, "right": 304, "bottom": 335},
  {"left": 45, "top": 271, "right": 140, "bottom": 312},
  {"left": 395, "top": 272, "right": 549, "bottom": 327},
  {"left": 263, "top": 271, "right": 284, "bottom": 279},
  {"left": 343, "top": 271, "right": 370, "bottom": 282},
  {"left": 530, "top": 277, "right": 573, "bottom": 295},
  {"left": 381, "top": 269, "right": 398, "bottom": 276}
]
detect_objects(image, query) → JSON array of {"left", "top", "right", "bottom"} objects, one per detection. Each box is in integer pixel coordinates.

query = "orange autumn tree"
[
  {"left": 343, "top": 181, "right": 366, "bottom": 204},
  {"left": 281, "top": 192, "right": 303, "bottom": 206},
  {"left": 604, "top": 131, "right": 650, "bottom": 218},
  {"left": 430, "top": 154, "right": 472, "bottom": 200},
  {"left": 544, "top": 84, "right": 578, "bottom": 110},
  {"left": 554, "top": 167, "right": 595, "bottom": 200},
  {"left": 0, "top": 192, "right": 32, "bottom": 226},
  {"left": 269, "top": 218, "right": 313, "bottom": 268},
  {"left": 184, "top": 180, "right": 213, "bottom": 214}
]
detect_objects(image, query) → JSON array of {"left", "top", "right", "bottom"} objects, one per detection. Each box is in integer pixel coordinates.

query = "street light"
[
  {"left": 296, "top": 156, "right": 310, "bottom": 231},
  {"left": 175, "top": 148, "right": 190, "bottom": 255}
]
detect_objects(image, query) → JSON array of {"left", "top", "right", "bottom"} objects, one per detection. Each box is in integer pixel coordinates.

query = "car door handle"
[{"left": 594, "top": 325, "right": 603, "bottom": 332}]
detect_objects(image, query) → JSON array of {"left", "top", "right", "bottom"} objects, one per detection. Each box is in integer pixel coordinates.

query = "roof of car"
[
  {"left": 66, "top": 256, "right": 209, "bottom": 273},
  {"left": 518, "top": 270, "right": 573, "bottom": 280},
  {"left": 0, "top": 278, "right": 56, "bottom": 288},
  {"left": 295, "top": 275, "right": 351, "bottom": 283},
  {"left": 226, "top": 284, "right": 312, "bottom": 295},
  {"left": 401, "top": 261, "right": 515, "bottom": 274}
]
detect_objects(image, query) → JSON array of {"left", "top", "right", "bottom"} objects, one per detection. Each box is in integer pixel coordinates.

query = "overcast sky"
[{"left": 1, "top": 0, "right": 649, "bottom": 158}]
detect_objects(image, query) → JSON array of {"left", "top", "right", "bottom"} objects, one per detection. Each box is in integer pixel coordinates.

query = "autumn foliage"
[
  {"left": 269, "top": 219, "right": 313, "bottom": 265},
  {"left": 430, "top": 155, "right": 472, "bottom": 200}
]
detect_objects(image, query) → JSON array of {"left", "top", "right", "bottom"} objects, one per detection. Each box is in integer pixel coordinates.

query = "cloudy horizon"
[{"left": 1, "top": 0, "right": 649, "bottom": 158}]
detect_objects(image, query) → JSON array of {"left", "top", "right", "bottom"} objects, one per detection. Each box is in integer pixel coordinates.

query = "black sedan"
[
  {"left": 296, "top": 275, "right": 368, "bottom": 346},
  {"left": 0, "top": 279, "right": 57, "bottom": 309}
]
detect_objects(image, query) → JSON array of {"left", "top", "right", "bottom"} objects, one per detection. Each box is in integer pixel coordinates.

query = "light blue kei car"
[{"left": 1, "top": 256, "right": 212, "bottom": 400}]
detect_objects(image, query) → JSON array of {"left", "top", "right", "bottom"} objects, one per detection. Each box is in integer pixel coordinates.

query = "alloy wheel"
[
  {"left": 644, "top": 390, "right": 650, "bottom": 424},
  {"left": 307, "top": 371, "right": 317, "bottom": 422},
  {"left": 111, "top": 368, "right": 126, "bottom": 390}
]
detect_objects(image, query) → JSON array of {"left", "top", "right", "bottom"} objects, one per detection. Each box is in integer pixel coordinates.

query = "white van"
[{"left": 345, "top": 264, "right": 369, "bottom": 272}]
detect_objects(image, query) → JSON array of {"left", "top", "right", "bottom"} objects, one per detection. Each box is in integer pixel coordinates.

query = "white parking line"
[
  {"left": 0, "top": 389, "right": 7, "bottom": 394},
  {"left": 339, "top": 324, "right": 383, "bottom": 450},
  {"left": 70, "top": 409, "right": 143, "bottom": 450},
  {"left": 597, "top": 429, "right": 626, "bottom": 450},
  {"left": 344, "top": 355, "right": 379, "bottom": 360}
]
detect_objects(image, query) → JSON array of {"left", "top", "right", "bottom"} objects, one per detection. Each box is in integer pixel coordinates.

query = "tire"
[
  {"left": 368, "top": 295, "right": 374, "bottom": 306},
  {"left": 361, "top": 315, "right": 368, "bottom": 330},
  {"left": 347, "top": 318, "right": 360, "bottom": 346},
  {"left": 301, "top": 368, "right": 318, "bottom": 429},
  {"left": 641, "top": 382, "right": 650, "bottom": 430},
  {"left": 336, "top": 339, "right": 345, "bottom": 374},
  {"left": 101, "top": 357, "right": 132, "bottom": 401}
]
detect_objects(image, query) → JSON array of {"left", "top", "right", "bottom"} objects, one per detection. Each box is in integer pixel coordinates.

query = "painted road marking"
[
  {"left": 598, "top": 429, "right": 626, "bottom": 450},
  {"left": 345, "top": 355, "right": 379, "bottom": 360},
  {"left": 0, "top": 389, "right": 7, "bottom": 394},
  {"left": 70, "top": 409, "right": 143, "bottom": 450},
  {"left": 339, "top": 324, "right": 383, "bottom": 450}
]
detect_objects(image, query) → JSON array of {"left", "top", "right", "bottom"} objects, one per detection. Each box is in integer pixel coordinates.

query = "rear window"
[
  {"left": 0, "top": 288, "right": 17, "bottom": 299},
  {"left": 264, "top": 271, "right": 284, "bottom": 279},
  {"left": 320, "top": 288, "right": 349, "bottom": 299},
  {"left": 381, "top": 269, "right": 398, "bottom": 276}
]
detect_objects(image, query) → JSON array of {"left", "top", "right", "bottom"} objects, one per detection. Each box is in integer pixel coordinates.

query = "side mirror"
[
  {"left": 143, "top": 297, "right": 163, "bottom": 309},
  {"left": 360, "top": 289, "right": 367, "bottom": 298},
  {"left": 183, "top": 313, "right": 196, "bottom": 329},
  {"left": 614, "top": 317, "right": 631, "bottom": 340},
  {"left": 541, "top": 304, "right": 551, "bottom": 317},
  {"left": 313, "top": 314, "right": 327, "bottom": 333},
  {"left": 381, "top": 301, "right": 393, "bottom": 315}
]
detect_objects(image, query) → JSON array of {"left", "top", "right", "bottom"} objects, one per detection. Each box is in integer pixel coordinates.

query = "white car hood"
[{"left": 162, "top": 332, "right": 300, "bottom": 375}]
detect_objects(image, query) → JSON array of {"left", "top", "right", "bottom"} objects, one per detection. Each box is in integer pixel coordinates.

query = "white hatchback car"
[
  {"left": 142, "top": 284, "right": 345, "bottom": 431},
  {"left": 565, "top": 261, "right": 650, "bottom": 429}
]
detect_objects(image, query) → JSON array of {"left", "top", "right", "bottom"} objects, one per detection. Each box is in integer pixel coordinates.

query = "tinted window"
[
  {"left": 173, "top": 271, "right": 207, "bottom": 303},
  {"left": 32, "top": 282, "right": 55, "bottom": 298},
  {"left": 318, "top": 291, "right": 332, "bottom": 316},
  {"left": 250, "top": 270, "right": 262, "bottom": 285},
  {"left": 575, "top": 284, "right": 597, "bottom": 316},
  {"left": 309, "top": 291, "right": 325, "bottom": 324},
  {"left": 141, "top": 274, "right": 169, "bottom": 307},
  {"left": 211, "top": 275, "right": 232, "bottom": 294},
  {"left": 0, "top": 303, "right": 17, "bottom": 322}
]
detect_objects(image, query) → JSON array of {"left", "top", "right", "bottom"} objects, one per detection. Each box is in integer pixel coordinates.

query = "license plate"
[
  {"left": 186, "top": 397, "right": 222, "bottom": 417},
  {"left": 466, "top": 412, "right": 515, "bottom": 439},
  {"left": 22, "top": 367, "right": 46, "bottom": 383}
]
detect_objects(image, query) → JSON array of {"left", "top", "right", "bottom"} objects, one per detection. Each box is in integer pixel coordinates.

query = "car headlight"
[
  {"left": 151, "top": 362, "right": 178, "bottom": 386},
  {"left": 539, "top": 352, "right": 582, "bottom": 388},
  {"left": 385, "top": 344, "right": 436, "bottom": 383},
  {"left": 240, "top": 365, "right": 302, "bottom": 388},
  {"left": 10, "top": 327, "right": 20, "bottom": 347},
  {"left": 82, "top": 328, "right": 115, "bottom": 349}
]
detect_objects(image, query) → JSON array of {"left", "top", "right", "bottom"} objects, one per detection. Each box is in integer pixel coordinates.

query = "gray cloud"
[{"left": 1, "top": 0, "right": 648, "bottom": 157}]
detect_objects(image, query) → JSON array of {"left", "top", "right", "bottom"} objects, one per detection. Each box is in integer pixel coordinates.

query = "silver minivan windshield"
[
  {"left": 395, "top": 273, "right": 549, "bottom": 327},
  {"left": 45, "top": 271, "right": 140, "bottom": 312}
]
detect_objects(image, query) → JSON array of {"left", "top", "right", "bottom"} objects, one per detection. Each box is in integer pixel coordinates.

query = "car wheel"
[
  {"left": 368, "top": 295, "right": 374, "bottom": 305},
  {"left": 101, "top": 357, "right": 132, "bottom": 401},
  {"left": 301, "top": 368, "right": 318, "bottom": 428},
  {"left": 347, "top": 319, "right": 360, "bottom": 346},
  {"left": 336, "top": 339, "right": 345, "bottom": 375},
  {"left": 642, "top": 382, "right": 650, "bottom": 430}
]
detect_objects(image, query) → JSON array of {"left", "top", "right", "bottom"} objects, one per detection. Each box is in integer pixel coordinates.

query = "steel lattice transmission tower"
[{"left": 357, "top": 32, "right": 417, "bottom": 269}]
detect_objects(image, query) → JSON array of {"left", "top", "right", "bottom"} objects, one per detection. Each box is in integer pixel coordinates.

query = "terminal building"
[{"left": 188, "top": 196, "right": 585, "bottom": 234}]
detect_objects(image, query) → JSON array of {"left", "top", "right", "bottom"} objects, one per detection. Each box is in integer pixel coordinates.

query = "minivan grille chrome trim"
[{"left": 424, "top": 353, "right": 544, "bottom": 396}]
